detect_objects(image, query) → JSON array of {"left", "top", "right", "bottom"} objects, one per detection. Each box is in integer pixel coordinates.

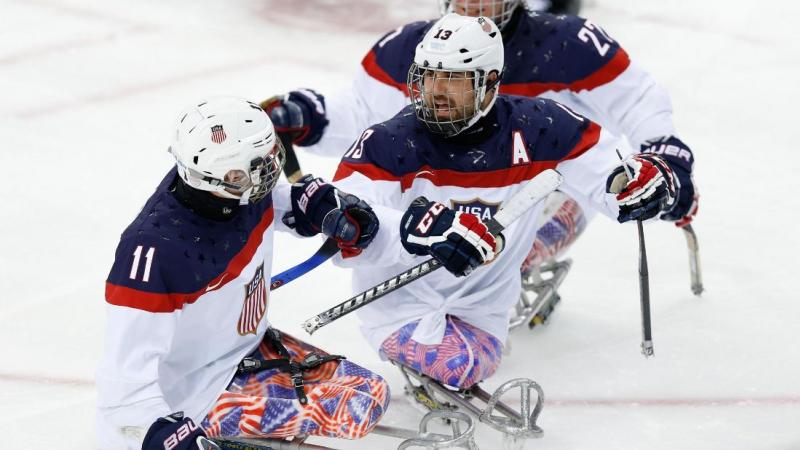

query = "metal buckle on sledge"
[
  {"left": 477, "top": 378, "right": 544, "bottom": 440},
  {"left": 509, "top": 258, "right": 572, "bottom": 330},
  {"left": 394, "top": 410, "right": 477, "bottom": 450}
]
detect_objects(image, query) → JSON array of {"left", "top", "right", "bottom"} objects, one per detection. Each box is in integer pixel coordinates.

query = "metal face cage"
[
  {"left": 244, "top": 137, "right": 286, "bottom": 203},
  {"left": 175, "top": 136, "right": 286, "bottom": 203},
  {"left": 407, "top": 63, "right": 488, "bottom": 137},
  {"left": 439, "top": 0, "right": 521, "bottom": 30}
]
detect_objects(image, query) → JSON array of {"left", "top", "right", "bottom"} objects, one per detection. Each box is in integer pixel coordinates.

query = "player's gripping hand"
[
  {"left": 640, "top": 135, "right": 699, "bottom": 227},
  {"left": 400, "top": 197, "right": 496, "bottom": 277},
  {"left": 260, "top": 89, "right": 329, "bottom": 146},
  {"left": 606, "top": 153, "right": 679, "bottom": 223},
  {"left": 142, "top": 412, "right": 220, "bottom": 450},
  {"left": 283, "top": 175, "right": 379, "bottom": 257}
]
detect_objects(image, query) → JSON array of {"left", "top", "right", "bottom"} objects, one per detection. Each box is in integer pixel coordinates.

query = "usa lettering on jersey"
[{"left": 450, "top": 199, "right": 500, "bottom": 222}]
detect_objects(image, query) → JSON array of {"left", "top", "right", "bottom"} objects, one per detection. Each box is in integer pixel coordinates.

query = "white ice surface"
[{"left": 1, "top": 0, "right": 799, "bottom": 449}]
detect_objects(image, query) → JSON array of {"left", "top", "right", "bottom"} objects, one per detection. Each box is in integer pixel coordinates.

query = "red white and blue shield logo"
[
  {"left": 450, "top": 198, "right": 501, "bottom": 222},
  {"left": 238, "top": 263, "right": 268, "bottom": 335},
  {"left": 211, "top": 124, "right": 227, "bottom": 144}
]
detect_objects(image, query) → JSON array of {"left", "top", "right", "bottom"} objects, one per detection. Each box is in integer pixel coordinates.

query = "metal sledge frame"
[
  {"left": 212, "top": 409, "right": 477, "bottom": 450},
  {"left": 394, "top": 362, "right": 544, "bottom": 445},
  {"left": 509, "top": 258, "right": 572, "bottom": 330}
]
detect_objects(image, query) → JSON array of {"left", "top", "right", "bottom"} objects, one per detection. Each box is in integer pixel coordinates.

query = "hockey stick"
[
  {"left": 270, "top": 238, "right": 339, "bottom": 290},
  {"left": 260, "top": 131, "right": 340, "bottom": 291},
  {"left": 616, "top": 151, "right": 653, "bottom": 357},
  {"left": 301, "top": 169, "right": 564, "bottom": 335},
  {"left": 682, "top": 224, "right": 704, "bottom": 295},
  {"left": 636, "top": 220, "right": 653, "bottom": 357},
  {"left": 212, "top": 439, "right": 278, "bottom": 450},
  {"left": 278, "top": 132, "right": 303, "bottom": 183}
]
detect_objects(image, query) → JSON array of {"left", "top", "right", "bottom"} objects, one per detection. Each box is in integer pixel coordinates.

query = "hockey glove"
[
  {"left": 400, "top": 197, "right": 497, "bottom": 277},
  {"left": 142, "top": 412, "right": 220, "bottom": 450},
  {"left": 283, "top": 175, "right": 379, "bottom": 257},
  {"left": 641, "top": 135, "right": 699, "bottom": 227},
  {"left": 261, "top": 89, "right": 329, "bottom": 147},
  {"left": 606, "top": 153, "right": 678, "bottom": 223}
]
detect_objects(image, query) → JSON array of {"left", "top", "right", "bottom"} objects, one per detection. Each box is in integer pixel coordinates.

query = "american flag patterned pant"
[
  {"left": 521, "top": 191, "right": 587, "bottom": 273},
  {"left": 201, "top": 330, "right": 390, "bottom": 440},
  {"left": 381, "top": 315, "right": 503, "bottom": 389}
]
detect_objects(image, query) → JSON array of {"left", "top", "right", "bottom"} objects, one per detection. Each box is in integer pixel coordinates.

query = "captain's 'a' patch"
[
  {"left": 238, "top": 263, "right": 268, "bottom": 336},
  {"left": 450, "top": 198, "right": 501, "bottom": 222}
]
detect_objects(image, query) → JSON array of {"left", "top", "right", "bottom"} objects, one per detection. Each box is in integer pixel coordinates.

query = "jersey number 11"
[{"left": 129, "top": 245, "right": 155, "bottom": 282}]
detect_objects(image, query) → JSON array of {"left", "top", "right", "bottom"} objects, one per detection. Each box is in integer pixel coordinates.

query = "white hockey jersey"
[
  {"left": 332, "top": 96, "right": 633, "bottom": 352},
  {"left": 96, "top": 169, "right": 292, "bottom": 449}
]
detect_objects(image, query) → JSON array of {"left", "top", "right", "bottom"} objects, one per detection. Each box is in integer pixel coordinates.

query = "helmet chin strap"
[
  {"left": 238, "top": 187, "right": 253, "bottom": 205},
  {"left": 459, "top": 84, "right": 497, "bottom": 135}
]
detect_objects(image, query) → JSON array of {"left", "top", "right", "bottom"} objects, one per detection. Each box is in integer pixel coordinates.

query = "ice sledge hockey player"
[
  {"left": 264, "top": 0, "right": 698, "bottom": 326},
  {"left": 326, "top": 12, "right": 694, "bottom": 413},
  {"left": 96, "top": 97, "right": 388, "bottom": 449}
]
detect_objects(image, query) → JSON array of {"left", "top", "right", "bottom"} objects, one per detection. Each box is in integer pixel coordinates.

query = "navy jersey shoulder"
[
  {"left": 503, "top": 95, "right": 596, "bottom": 162},
  {"left": 106, "top": 168, "right": 273, "bottom": 295},
  {"left": 340, "top": 96, "right": 595, "bottom": 178},
  {"left": 502, "top": 11, "right": 628, "bottom": 88},
  {"left": 362, "top": 20, "right": 433, "bottom": 90},
  {"left": 343, "top": 106, "right": 427, "bottom": 176}
]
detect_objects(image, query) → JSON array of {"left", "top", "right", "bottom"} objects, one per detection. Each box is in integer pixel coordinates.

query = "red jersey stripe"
[
  {"left": 563, "top": 122, "right": 602, "bottom": 162},
  {"left": 105, "top": 207, "right": 275, "bottom": 313},
  {"left": 502, "top": 48, "right": 631, "bottom": 97},
  {"left": 334, "top": 160, "right": 558, "bottom": 191},
  {"left": 361, "top": 50, "right": 408, "bottom": 95}
]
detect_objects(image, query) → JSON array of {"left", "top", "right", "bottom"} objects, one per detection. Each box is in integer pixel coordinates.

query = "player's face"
[
  {"left": 450, "top": 0, "right": 506, "bottom": 19},
  {"left": 422, "top": 70, "right": 477, "bottom": 121}
]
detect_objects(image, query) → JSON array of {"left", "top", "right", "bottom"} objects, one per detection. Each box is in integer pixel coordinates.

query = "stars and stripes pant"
[
  {"left": 381, "top": 315, "right": 503, "bottom": 390},
  {"left": 201, "top": 330, "right": 390, "bottom": 440},
  {"left": 521, "top": 191, "right": 587, "bottom": 273}
]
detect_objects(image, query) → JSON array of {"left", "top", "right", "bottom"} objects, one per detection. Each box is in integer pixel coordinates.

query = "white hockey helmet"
[
  {"left": 169, "top": 97, "right": 285, "bottom": 205},
  {"left": 407, "top": 13, "right": 504, "bottom": 136},
  {"left": 438, "top": 0, "right": 522, "bottom": 31}
]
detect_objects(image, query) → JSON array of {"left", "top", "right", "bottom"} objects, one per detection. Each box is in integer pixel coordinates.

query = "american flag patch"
[
  {"left": 211, "top": 124, "right": 227, "bottom": 144},
  {"left": 238, "top": 263, "right": 268, "bottom": 335}
]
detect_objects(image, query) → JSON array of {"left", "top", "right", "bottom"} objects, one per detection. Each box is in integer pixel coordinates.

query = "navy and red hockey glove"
[
  {"left": 641, "top": 135, "right": 699, "bottom": 227},
  {"left": 261, "top": 89, "right": 329, "bottom": 147},
  {"left": 142, "top": 412, "right": 219, "bottom": 450},
  {"left": 400, "top": 197, "right": 497, "bottom": 277},
  {"left": 283, "top": 175, "right": 379, "bottom": 257},
  {"left": 606, "top": 152, "right": 678, "bottom": 223}
]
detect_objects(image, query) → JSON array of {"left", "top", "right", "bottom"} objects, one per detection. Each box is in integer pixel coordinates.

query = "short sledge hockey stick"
[
  {"left": 636, "top": 219, "right": 653, "bottom": 357},
  {"left": 301, "top": 169, "right": 564, "bottom": 335},
  {"left": 267, "top": 132, "right": 339, "bottom": 292},
  {"left": 278, "top": 132, "right": 303, "bottom": 183},
  {"left": 682, "top": 224, "right": 704, "bottom": 295},
  {"left": 616, "top": 150, "right": 653, "bottom": 357},
  {"left": 269, "top": 238, "right": 339, "bottom": 291}
]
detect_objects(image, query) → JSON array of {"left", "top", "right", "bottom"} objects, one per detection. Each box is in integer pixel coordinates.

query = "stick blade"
[{"left": 492, "top": 169, "right": 564, "bottom": 232}]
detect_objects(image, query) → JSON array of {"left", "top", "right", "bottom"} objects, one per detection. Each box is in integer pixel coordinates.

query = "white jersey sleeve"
[
  {"left": 96, "top": 306, "right": 177, "bottom": 448},
  {"left": 556, "top": 126, "right": 635, "bottom": 220},
  {"left": 303, "top": 67, "right": 408, "bottom": 158},
  {"left": 576, "top": 61, "right": 677, "bottom": 149}
]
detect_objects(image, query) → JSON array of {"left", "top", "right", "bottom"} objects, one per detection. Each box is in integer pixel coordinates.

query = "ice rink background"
[{"left": 1, "top": 0, "right": 799, "bottom": 448}]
